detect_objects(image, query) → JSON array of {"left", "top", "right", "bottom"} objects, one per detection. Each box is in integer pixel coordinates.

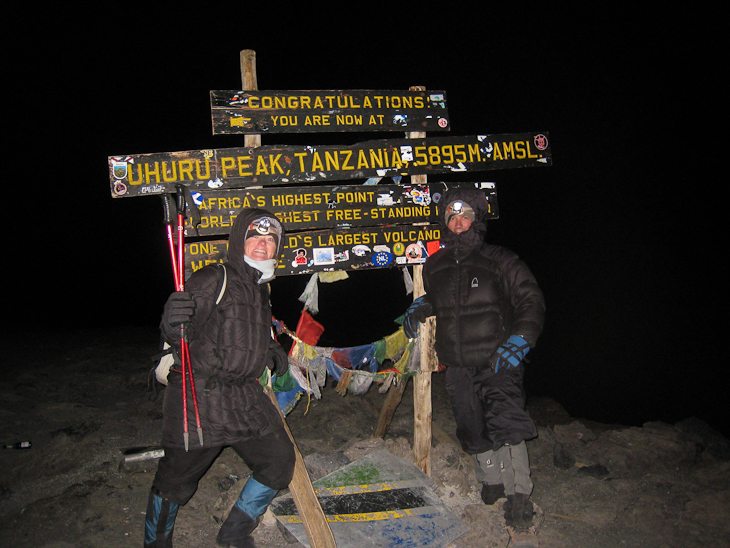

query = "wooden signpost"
[
  {"left": 405, "top": 85, "right": 436, "bottom": 477},
  {"left": 108, "top": 48, "right": 552, "bottom": 547}
]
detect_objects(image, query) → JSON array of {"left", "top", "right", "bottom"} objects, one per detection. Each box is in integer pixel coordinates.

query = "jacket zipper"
[{"left": 455, "top": 253, "right": 462, "bottom": 364}]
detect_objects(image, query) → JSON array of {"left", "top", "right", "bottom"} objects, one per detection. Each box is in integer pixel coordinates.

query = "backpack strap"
[
  {"left": 215, "top": 264, "right": 227, "bottom": 304},
  {"left": 153, "top": 263, "right": 227, "bottom": 389}
]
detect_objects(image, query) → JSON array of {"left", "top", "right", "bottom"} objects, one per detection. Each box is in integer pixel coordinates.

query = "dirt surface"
[{"left": 1, "top": 327, "right": 729, "bottom": 547}]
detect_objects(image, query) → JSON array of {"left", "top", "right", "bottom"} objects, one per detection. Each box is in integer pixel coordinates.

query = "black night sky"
[{"left": 7, "top": 6, "right": 723, "bottom": 436}]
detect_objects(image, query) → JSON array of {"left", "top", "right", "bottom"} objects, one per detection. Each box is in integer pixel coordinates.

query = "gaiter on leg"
[
  {"left": 217, "top": 477, "right": 278, "bottom": 546},
  {"left": 144, "top": 488, "right": 180, "bottom": 548}
]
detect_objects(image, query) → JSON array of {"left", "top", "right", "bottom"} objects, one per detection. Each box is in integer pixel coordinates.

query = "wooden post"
[
  {"left": 245, "top": 51, "right": 335, "bottom": 548},
  {"left": 373, "top": 85, "right": 438, "bottom": 462},
  {"left": 407, "top": 85, "right": 437, "bottom": 477},
  {"left": 240, "top": 50, "right": 261, "bottom": 149}
]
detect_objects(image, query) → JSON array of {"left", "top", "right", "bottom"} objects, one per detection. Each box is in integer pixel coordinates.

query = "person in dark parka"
[
  {"left": 144, "top": 207, "right": 294, "bottom": 548},
  {"left": 402, "top": 187, "right": 545, "bottom": 531}
]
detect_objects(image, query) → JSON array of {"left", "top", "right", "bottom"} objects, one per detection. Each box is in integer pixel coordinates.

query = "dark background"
[{"left": 7, "top": 6, "right": 724, "bottom": 435}]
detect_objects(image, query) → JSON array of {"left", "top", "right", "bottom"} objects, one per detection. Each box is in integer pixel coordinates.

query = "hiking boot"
[
  {"left": 504, "top": 493, "right": 534, "bottom": 530},
  {"left": 481, "top": 483, "right": 505, "bottom": 505},
  {"left": 217, "top": 506, "right": 258, "bottom": 547}
]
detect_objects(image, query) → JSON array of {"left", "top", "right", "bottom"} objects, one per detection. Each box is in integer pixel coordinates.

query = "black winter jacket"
[
  {"left": 423, "top": 186, "right": 545, "bottom": 370},
  {"left": 160, "top": 208, "right": 283, "bottom": 448},
  {"left": 424, "top": 242, "right": 545, "bottom": 370}
]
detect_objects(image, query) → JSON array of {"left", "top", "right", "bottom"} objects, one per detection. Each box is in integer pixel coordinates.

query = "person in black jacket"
[
  {"left": 403, "top": 187, "right": 545, "bottom": 531},
  {"left": 143, "top": 207, "right": 294, "bottom": 548}
]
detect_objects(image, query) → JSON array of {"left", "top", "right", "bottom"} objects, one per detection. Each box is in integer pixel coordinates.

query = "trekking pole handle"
[
  {"left": 175, "top": 184, "right": 187, "bottom": 218},
  {"left": 161, "top": 194, "right": 176, "bottom": 226}
]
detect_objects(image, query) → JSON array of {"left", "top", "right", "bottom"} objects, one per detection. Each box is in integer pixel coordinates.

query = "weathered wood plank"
[
  {"left": 373, "top": 376, "right": 410, "bottom": 439},
  {"left": 210, "top": 89, "right": 449, "bottom": 134},
  {"left": 406, "top": 87, "right": 433, "bottom": 477},
  {"left": 108, "top": 132, "right": 551, "bottom": 198},
  {"left": 184, "top": 223, "right": 445, "bottom": 279},
  {"left": 265, "top": 383, "right": 336, "bottom": 548},
  {"left": 183, "top": 182, "right": 498, "bottom": 237}
]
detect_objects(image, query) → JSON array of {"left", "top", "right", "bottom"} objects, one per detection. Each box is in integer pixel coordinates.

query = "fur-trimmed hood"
[{"left": 439, "top": 187, "right": 489, "bottom": 249}]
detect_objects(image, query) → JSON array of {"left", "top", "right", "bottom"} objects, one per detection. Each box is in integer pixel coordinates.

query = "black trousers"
[
  {"left": 444, "top": 365, "right": 537, "bottom": 454},
  {"left": 152, "top": 424, "right": 295, "bottom": 505}
]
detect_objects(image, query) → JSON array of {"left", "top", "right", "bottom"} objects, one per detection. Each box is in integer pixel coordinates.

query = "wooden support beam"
[
  {"left": 373, "top": 374, "right": 410, "bottom": 438},
  {"left": 408, "top": 84, "right": 437, "bottom": 477},
  {"left": 412, "top": 263, "right": 435, "bottom": 477},
  {"left": 266, "top": 386, "right": 336, "bottom": 548}
]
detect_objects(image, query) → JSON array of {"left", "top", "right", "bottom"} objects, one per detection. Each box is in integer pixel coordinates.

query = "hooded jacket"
[
  {"left": 423, "top": 188, "right": 545, "bottom": 369},
  {"left": 160, "top": 208, "right": 284, "bottom": 448}
]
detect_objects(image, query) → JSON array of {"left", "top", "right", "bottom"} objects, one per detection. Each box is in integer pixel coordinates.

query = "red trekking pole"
[
  {"left": 174, "top": 185, "right": 203, "bottom": 451},
  {"left": 161, "top": 194, "right": 180, "bottom": 289}
]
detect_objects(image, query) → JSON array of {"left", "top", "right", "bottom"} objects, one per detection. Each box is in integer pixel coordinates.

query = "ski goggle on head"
[
  {"left": 245, "top": 216, "right": 282, "bottom": 246},
  {"left": 445, "top": 200, "right": 475, "bottom": 224}
]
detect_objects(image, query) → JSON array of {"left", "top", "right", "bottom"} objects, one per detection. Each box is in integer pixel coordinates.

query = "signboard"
[
  {"left": 185, "top": 223, "right": 445, "bottom": 279},
  {"left": 109, "top": 132, "right": 551, "bottom": 198},
  {"left": 185, "top": 182, "right": 499, "bottom": 236},
  {"left": 210, "top": 89, "right": 450, "bottom": 134}
]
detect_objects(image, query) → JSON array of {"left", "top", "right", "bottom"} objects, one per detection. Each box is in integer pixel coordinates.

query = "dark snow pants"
[
  {"left": 152, "top": 425, "right": 294, "bottom": 505},
  {"left": 444, "top": 365, "right": 537, "bottom": 454}
]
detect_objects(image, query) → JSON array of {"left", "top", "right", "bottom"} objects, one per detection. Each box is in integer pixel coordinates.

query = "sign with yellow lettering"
[
  {"left": 109, "top": 132, "right": 551, "bottom": 198},
  {"left": 185, "top": 182, "right": 498, "bottom": 236},
  {"left": 210, "top": 90, "right": 450, "bottom": 134},
  {"left": 184, "top": 223, "right": 446, "bottom": 279}
]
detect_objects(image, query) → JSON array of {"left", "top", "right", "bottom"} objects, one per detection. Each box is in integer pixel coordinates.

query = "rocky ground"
[{"left": 1, "top": 327, "right": 729, "bottom": 547}]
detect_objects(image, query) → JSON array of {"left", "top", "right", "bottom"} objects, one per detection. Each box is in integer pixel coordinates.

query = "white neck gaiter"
[{"left": 244, "top": 256, "right": 276, "bottom": 283}]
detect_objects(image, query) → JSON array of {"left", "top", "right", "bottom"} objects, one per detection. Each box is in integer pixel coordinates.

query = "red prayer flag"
[{"left": 294, "top": 307, "right": 325, "bottom": 347}]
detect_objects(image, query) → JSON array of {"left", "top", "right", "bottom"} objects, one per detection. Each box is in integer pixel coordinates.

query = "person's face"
[
  {"left": 447, "top": 215, "right": 473, "bottom": 235},
  {"left": 244, "top": 235, "right": 277, "bottom": 260}
]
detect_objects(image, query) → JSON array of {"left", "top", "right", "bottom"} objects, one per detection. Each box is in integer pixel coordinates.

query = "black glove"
[
  {"left": 403, "top": 296, "right": 433, "bottom": 338},
  {"left": 161, "top": 291, "right": 195, "bottom": 338},
  {"left": 267, "top": 340, "right": 289, "bottom": 377}
]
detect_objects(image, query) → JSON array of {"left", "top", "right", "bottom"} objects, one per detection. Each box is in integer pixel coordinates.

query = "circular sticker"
[
  {"left": 405, "top": 244, "right": 423, "bottom": 262},
  {"left": 393, "top": 242, "right": 405, "bottom": 255},
  {"left": 534, "top": 133, "right": 549, "bottom": 151},
  {"left": 113, "top": 181, "right": 128, "bottom": 196}
]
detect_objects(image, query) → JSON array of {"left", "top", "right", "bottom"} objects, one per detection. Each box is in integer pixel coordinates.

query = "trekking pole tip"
[
  {"left": 183, "top": 433, "right": 189, "bottom": 452},
  {"left": 197, "top": 428, "right": 204, "bottom": 447}
]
